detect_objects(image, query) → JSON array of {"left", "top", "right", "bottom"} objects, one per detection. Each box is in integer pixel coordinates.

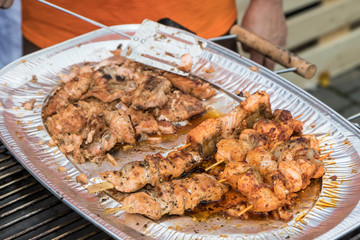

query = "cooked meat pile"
[
  {"left": 42, "top": 49, "right": 325, "bottom": 222},
  {"left": 42, "top": 50, "right": 215, "bottom": 163},
  {"left": 109, "top": 91, "right": 325, "bottom": 221}
]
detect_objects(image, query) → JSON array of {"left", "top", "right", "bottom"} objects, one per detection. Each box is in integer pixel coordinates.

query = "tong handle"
[{"left": 230, "top": 25, "right": 316, "bottom": 79}]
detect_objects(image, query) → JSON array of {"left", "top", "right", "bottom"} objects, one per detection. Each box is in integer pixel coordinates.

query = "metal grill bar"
[
  {"left": 0, "top": 141, "right": 112, "bottom": 239},
  {"left": 0, "top": 161, "right": 17, "bottom": 171},
  {"left": 28, "top": 215, "right": 83, "bottom": 240},
  {"left": 0, "top": 188, "right": 44, "bottom": 210},
  {"left": 1, "top": 193, "right": 52, "bottom": 218},
  {"left": 0, "top": 173, "right": 31, "bottom": 190},
  {"left": 4, "top": 209, "right": 73, "bottom": 240},
  {"left": 0, "top": 198, "right": 59, "bottom": 231},
  {"left": 0, "top": 181, "right": 37, "bottom": 200},
  {"left": 0, "top": 155, "right": 12, "bottom": 163},
  {"left": 51, "top": 222, "right": 93, "bottom": 240},
  {"left": 0, "top": 168, "right": 23, "bottom": 181}
]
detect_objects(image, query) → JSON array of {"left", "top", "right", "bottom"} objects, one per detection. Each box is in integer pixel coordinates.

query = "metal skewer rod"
[
  {"left": 274, "top": 67, "right": 298, "bottom": 74},
  {"left": 37, "top": 0, "right": 132, "bottom": 39}
]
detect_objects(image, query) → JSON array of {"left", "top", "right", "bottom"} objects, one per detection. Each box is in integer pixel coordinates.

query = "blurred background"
[{"left": 236, "top": 0, "right": 360, "bottom": 126}]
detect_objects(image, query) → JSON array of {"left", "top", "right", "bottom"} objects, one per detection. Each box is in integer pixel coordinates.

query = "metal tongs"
[{"left": 37, "top": 0, "right": 316, "bottom": 79}]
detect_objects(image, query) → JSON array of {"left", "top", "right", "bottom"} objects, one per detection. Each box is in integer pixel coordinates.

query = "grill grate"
[{"left": 0, "top": 142, "right": 112, "bottom": 240}]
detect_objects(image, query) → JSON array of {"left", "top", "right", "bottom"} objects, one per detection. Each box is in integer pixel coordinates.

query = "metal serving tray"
[{"left": 0, "top": 25, "right": 359, "bottom": 240}]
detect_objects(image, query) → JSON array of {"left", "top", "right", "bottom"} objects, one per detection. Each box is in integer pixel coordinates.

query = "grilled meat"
[
  {"left": 131, "top": 75, "right": 172, "bottom": 110},
  {"left": 219, "top": 162, "right": 283, "bottom": 212},
  {"left": 187, "top": 91, "right": 271, "bottom": 156},
  {"left": 45, "top": 104, "right": 86, "bottom": 136},
  {"left": 121, "top": 173, "right": 228, "bottom": 220},
  {"left": 215, "top": 129, "right": 267, "bottom": 164},
  {"left": 100, "top": 148, "right": 202, "bottom": 192},
  {"left": 163, "top": 72, "right": 216, "bottom": 100},
  {"left": 43, "top": 65, "right": 93, "bottom": 117},
  {"left": 158, "top": 90, "right": 206, "bottom": 122}
]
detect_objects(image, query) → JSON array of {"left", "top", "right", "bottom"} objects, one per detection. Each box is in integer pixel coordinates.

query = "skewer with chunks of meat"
[
  {"left": 100, "top": 148, "right": 202, "bottom": 193},
  {"left": 114, "top": 173, "right": 228, "bottom": 220},
  {"left": 94, "top": 91, "right": 275, "bottom": 193},
  {"left": 186, "top": 91, "right": 272, "bottom": 157}
]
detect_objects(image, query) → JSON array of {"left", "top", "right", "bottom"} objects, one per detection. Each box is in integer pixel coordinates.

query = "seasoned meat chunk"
[
  {"left": 126, "top": 108, "right": 159, "bottom": 135},
  {"left": 105, "top": 110, "right": 135, "bottom": 144},
  {"left": 131, "top": 75, "right": 171, "bottom": 110},
  {"left": 43, "top": 65, "right": 92, "bottom": 117},
  {"left": 81, "top": 66, "right": 136, "bottom": 103},
  {"left": 158, "top": 91, "right": 206, "bottom": 122},
  {"left": 45, "top": 104, "right": 86, "bottom": 136},
  {"left": 163, "top": 72, "right": 216, "bottom": 100}
]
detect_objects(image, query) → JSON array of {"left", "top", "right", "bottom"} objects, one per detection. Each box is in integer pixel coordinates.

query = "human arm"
[{"left": 241, "top": 0, "right": 287, "bottom": 70}]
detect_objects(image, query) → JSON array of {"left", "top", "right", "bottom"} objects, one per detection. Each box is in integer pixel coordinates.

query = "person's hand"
[
  {"left": 0, "top": 0, "right": 14, "bottom": 9},
  {"left": 241, "top": 0, "right": 287, "bottom": 70}
]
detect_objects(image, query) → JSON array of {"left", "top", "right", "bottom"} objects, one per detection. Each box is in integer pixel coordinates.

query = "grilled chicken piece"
[
  {"left": 45, "top": 104, "right": 86, "bottom": 136},
  {"left": 215, "top": 129, "right": 268, "bottom": 164},
  {"left": 273, "top": 109, "right": 303, "bottom": 135},
  {"left": 272, "top": 137, "right": 324, "bottom": 192},
  {"left": 163, "top": 72, "right": 216, "bottom": 100},
  {"left": 81, "top": 66, "right": 136, "bottom": 103},
  {"left": 131, "top": 75, "right": 172, "bottom": 110},
  {"left": 100, "top": 149, "right": 202, "bottom": 192},
  {"left": 215, "top": 139, "right": 248, "bottom": 163},
  {"left": 254, "top": 110, "right": 303, "bottom": 148},
  {"left": 105, "top": 110, "right": 135, "bottom": 144},
  {"left": 245, "top": 146, "right": 288, "bottom": 199},
  {"left": 43, "top": 65, "right": 93, "bottom": 117},
  {"left": 187, "top": 91, "right": 271, "bottom": 157},
  {"left": 157, "top": 121, "right": 177, "bottom": 134},
  {"left": 219, "top": 162, "right": 283, "bottom": 213},
  {"left": 126, "top": 108, "right": 159, "bottom": 135},
  {"left": 121, "top": 173, "right": 228, "bottom": 220},
  {"left": 158, "top": 90, "right": 206, "bottom": 122},
  {"left": 56, "top": 133, "right": 85, "bottom": 163},
  {"left": 82, "top": 128, "right": 118, "bottom": 161},
  {"left": 178, "top": 53, "right": 192, "bottom": 72}
]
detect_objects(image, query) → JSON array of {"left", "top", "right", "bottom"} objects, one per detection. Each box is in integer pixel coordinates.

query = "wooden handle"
[{"left": 230, "top": 25, "right": 317, "bottom": 79}]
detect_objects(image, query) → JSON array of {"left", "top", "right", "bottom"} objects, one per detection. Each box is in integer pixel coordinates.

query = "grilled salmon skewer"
[{"left": 119, "top": 173, "right": 228, "bottom": 220}]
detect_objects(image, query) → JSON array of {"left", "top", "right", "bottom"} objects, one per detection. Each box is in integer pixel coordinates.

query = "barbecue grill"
[
  {"left": 1, "top": 24, "right": 360, "bottom": 239},
  {"left": 0, "top": 142, "right": 111, "bottom": 240}
]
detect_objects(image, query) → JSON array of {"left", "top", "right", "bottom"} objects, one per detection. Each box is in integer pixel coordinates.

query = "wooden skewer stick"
[
  {"left": 237, "top": 205, "right": 253, "bottom": 217},
  {"left": 104, "top": 204, "right": 134, "bottom": 215},
  {"left": 178, "top": 143, "right": 191, "bottom": 151},
  {"left": 87, "top": 181, "right": 114, "bottom": 193},
  {"left": 218, "top": 179, "right": 227, "bottom": 183},
  {"left": 205, "top": 160, "right": 224, "bottom": 172},
  {"left": 319, "top": 150, "right": 334, "bottom": 161}
]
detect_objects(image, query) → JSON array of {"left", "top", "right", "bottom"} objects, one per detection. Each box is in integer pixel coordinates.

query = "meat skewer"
[
  {"left": 187, "top": 91, "right": 272, "bottom": 157},
  {"left": 91, "top": 91, "right": 272, "bottom": 193},
  {"left": 118, "top": 173, "right": 228, "bottom": 220},
  {"left": 99, "top": 148, "right": 202, "bottom": 192}
]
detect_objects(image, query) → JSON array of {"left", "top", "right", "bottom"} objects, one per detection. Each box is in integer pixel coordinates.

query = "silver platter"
[{"left": 0, "top": 24, "right": 360, "bottom": 239}]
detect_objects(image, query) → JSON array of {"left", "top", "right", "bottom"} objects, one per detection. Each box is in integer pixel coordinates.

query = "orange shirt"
[{"left": 22, "top": 0, "right": 237, "bottom": 48}]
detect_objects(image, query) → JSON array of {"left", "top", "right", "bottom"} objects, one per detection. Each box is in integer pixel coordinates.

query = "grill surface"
[{"left": 0, "top": 142, "right": 112, "bottom": 240}]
